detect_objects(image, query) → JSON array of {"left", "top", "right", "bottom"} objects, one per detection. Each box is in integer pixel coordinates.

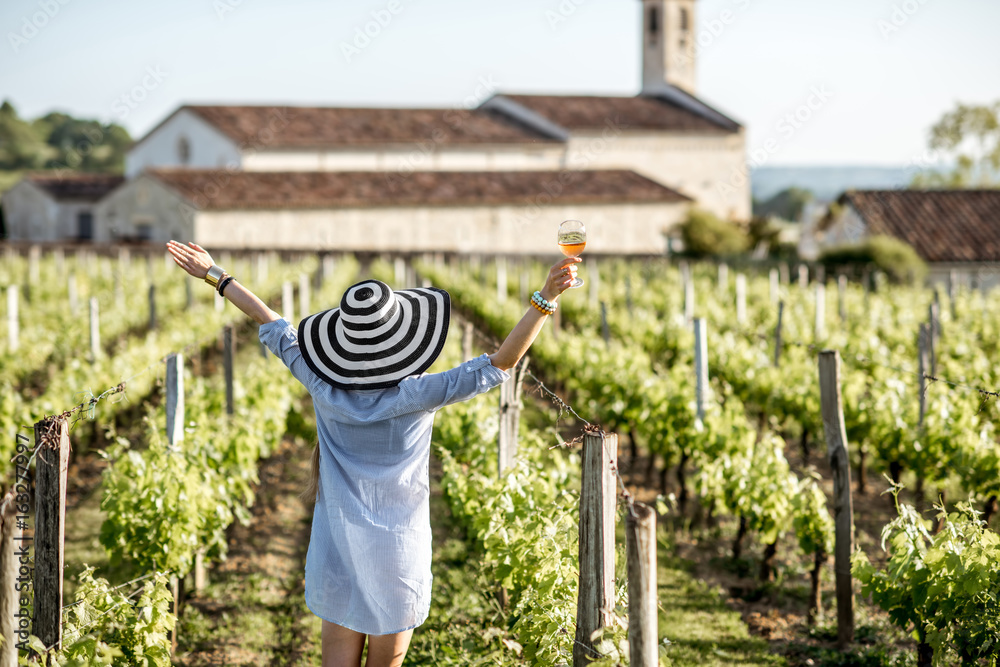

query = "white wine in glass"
[{"left": 557, "top": 219, "right": 586, "bottom": 289}]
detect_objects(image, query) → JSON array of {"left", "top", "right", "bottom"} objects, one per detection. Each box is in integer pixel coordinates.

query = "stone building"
[
  {"left": 2, "top": 173, "right": 124, "bottom": 242},
  {"left": 3, "top": 0, "right": 748, "bottom": 252}
]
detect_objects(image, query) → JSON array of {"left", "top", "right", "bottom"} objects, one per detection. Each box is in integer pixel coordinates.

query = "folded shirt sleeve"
[
  {"left": 258, "top": 318, "right": 326, "bottom": 395},
  {"left": 401, "top": 353, "right": 510, "bottom": 413}
]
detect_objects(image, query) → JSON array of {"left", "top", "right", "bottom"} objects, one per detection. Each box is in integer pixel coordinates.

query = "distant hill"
[{"left": 751, "top": 165, "right": 918, "bottom": 202}]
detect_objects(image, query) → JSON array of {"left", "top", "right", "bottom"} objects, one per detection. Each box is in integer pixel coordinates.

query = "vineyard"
[{"left": 3, "top": 247, "right": 1000, "bottom": 666}]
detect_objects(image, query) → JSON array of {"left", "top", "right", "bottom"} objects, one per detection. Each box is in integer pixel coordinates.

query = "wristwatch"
[{"left": 205, "top": 265, "right": 225, "bottom": 288}]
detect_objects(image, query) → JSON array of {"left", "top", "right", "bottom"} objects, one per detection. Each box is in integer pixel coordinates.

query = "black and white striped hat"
[{"left": 297, "top": 279, "right": 450, "bottom": 390}]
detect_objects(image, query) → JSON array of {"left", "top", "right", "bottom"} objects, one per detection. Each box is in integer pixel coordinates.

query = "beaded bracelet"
[{"left": 531, "top": 290, "right": 556, "bottom": 315}]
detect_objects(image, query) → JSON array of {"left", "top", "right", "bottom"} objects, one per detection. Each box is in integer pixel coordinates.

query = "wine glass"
[{"left": 557, "top": 220, "right": 586, "bottom": 289}]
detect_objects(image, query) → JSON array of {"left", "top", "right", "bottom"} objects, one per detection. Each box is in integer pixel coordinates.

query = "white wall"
[
  {"left": 125, "top": 109, "right": 242, "bottom": 177},
  {"left": 95, "top": 175, "right": 194, "bottom": 243},
  {"left": 192, "top": 201, "right": 689, "bottom": 254},
  {"left": 241, "top": 145, "right": 564, "bottom": 173},
  {"left": 565, "top": 128, "right": 749, "bottom": 222}
]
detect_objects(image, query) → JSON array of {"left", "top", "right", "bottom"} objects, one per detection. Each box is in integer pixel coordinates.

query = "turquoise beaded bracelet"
[{"left": 532, "top": 290, "right": 557, "bottom": 315}]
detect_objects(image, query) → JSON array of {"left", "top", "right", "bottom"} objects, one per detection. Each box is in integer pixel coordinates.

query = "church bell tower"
[{"left": 641, "top": 0, "right": 697, "bottom": 95}]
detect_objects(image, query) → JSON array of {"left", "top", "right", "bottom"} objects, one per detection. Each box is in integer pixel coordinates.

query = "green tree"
[
  {"left": 0, "top": 100, "right": 50, "bottom": 169},
  {"left": 753, "top": 186, "right": 815, "bottom": 221},
  {"left": 679, "top": 208, "right": 749, "bottom": 257},
  {"left": 911, "top": 100, "right": 1000, "bottom": 188}
]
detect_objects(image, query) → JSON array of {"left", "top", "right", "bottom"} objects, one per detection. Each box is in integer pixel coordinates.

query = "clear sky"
[{"left": 1, "top": 0, "right": 997, "bottom": 166}]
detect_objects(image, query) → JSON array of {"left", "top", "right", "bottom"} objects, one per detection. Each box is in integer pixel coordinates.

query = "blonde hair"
[{"left": 300, "top": 443, "right": 320, "bottom": 503}]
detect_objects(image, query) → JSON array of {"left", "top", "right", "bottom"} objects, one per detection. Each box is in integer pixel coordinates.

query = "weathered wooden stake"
[
  {"left": 769, "top": 268, "right": 779, "bottom": 304},
  {"left": 779, "top": 262, "right": 790, "bottom": 285},
  {"left": 89, "top": 297, "right": 101, "bottom": 362},
  {"left": 818, "top": 350, "right": 855, "bottom": 649},
  {"left": 224, "top": 325, "right": 235, "bottom": 416},
  {"left": 684, "top": 273, "right": 695, "bottom": 323},
  {"left": 33, "top": 417, "right": 70, "bottom": 653},
  {"left": 496, "top": 258, "right": 507, "bottom": 302},
  {"left": 462, "top": 321, "right": 473, "bottom": 362},
  {"left": 6, "top": 285, "right": 18, "bottom": 353},
  {"left": 626, "top": 502, "right": 658, "bottom": 667},
  {"left": 694, "top": 318, "right": 709, "bottom": 423},
  {"left": 918, "top": 324, "right": 929, "bottom": 427},
  {"left": 1, "top": 492, "right": 22, "bottom": 667},
  {"left": 927, "top": 302, "right": 938, "bottom": 376},
  {"left": 67, "top": 273, "right": 79, "bottom": 316},
  {"left": 28, "top": 245, "right": 40, "bottom": 283},
  {"left": 166, "top": 353, "right": 185, "bottom": 446},
  {"left": 718, "top": 262, "right": 728, "bottom": 293},
  {"left": 815, "top": 282, "right": 826, "bottom": 340},
  {"left": 600, "top": 301, "right": 610, "bottom": 347},
  {"left": 498, "top": 358, "right": 528, "bottom": 475},
  {"left": 736, "top": 273, "right": 747, "bottom": 324},
  {"left": 299, "top": 273, "right": 311, "bottom": 316},
  {"left": 193, "top": 550, "right": 207, "bottom": 594},
  {"left": 838, "top": 275, "right": 847, "bottom": 321},
  {"left": 148, "top": 284, "right": 157, "bottom": 330},
  {"left": 774, "top": 301, "right": 784, "bottom": 367},
  {"left": 574, "top": 430, "right": 618, "bottom": 667},
  {"left": 798, "top": 264, "right": 809, "bottom": 288},
  {"left": 282, "top": 281, "right": 295, "bottom": 323},
  {"left": 588, "top": 256, "right": 600, "bottom": 307}
]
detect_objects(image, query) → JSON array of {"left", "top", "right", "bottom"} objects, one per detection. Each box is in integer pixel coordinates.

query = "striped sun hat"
[{"left": 297, "top": 279, "right": 451, "bottom": 390}]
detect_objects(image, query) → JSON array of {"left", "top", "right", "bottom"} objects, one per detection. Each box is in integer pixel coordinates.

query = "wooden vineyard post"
[
  {"left": 224, "top": 325, "right": 235, "bottom": 416},
  {"left": 68, "top": 273, "right": 79, "bottom": 316},
  {"left": 798, "top": 264, "right": 809, "bottom": 289},
  {"left": 497, "top": 358, "right": 528, "bottom": 475},
  {"left": 574, "top": 430, "right": 618, "bottom": 667},
  {"left": 282, "top": 281, "right": 295, "bottom": 323},
  {"left": 717, "top": 262, "right": 728, "bottom": 294},
  {"left": 684, "top": 273, "right": 695, "bottom": 323},
  {"left": 299, "top": 273, "right": 311, "bottom": 317},
  {"left": 927, "top": 302, "right": 938, "bottom": 376},
  {"left": 600, "top": 301, "right": 610, "bottom": 347},
  {"left": 496, "top": 257, "right": 507, "bottom": 302},
  {"left": 918, "top": 324, "right": 929, "bottom": 427},
  {"left": 818, "top": 351, "right": 855, "bottom": 649},
  {"left": 33, "top": 416, "right": 70, "bottom": 653},
  {"left": 626, "top": 502, "right": 658, "bottom": 667},
  {"left": 89, "top": 297, "right": 101, "bottom": 362},
  {"left": 815, "top": 282, "right": 826, "bottom": 340},
  {"left": 838, "top": 275, "right": 847, "bottom": 322},
  {"left": 7, "top": 285, "right": 18, "bottom": 353},
  {"left": 588, "top": 256, "right": 600, "bottom": 307},
  {"left": 769, "top": 268, "right": 779, "bottom": 304},
  {"left": 694, "top": 318, "right": 709, "bottom": 423},
  {"left": 1, "top": 492, "right": 22, "bottom": 667},
  {"left": 774, "top": 301, "right": 784, "bottom": 367},
  {"left": 735, "top": 273, "right": 747, "bottom": 324},
  {"left": 166, "top": 353, "right": 185, "bottom": 446},
  {"left": 148, "top": 284, "right": 157, "bottom": 330},
  {"left": 462, "top": 321, "right": 473, "bottom": 362},
  {"left": 780, "top": 262, "right": 790, "bottom": 285}
]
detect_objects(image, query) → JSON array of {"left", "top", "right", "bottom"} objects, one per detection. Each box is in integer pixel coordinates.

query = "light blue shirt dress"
[{"left": 259, "top": 318, "right": 510, "bottom": 635}]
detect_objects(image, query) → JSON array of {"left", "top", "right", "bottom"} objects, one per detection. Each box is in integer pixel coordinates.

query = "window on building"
[
  {"left": 647, "top": 6, "right": 659, "bottom": 45},
  {"left": 137, "top": 224, "right": 153, "bottom": 241},
  {"left": 77, "top": 211, "right": 94, "bottom": 241},
  {"left": 177, "top": 136, "right": 191, "bottom": 165}
]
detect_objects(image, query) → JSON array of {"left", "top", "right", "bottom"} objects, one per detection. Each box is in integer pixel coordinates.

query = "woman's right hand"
[{"left": 540, "top": 257, "right": 582, "bottom": 302}]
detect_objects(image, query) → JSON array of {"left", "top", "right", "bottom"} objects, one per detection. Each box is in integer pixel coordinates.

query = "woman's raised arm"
[
  {"left": 488, "top": 256, "right": 581, "bottom": 372},
  {"left": 166, "top": 241, "right": 281, "bottom": 325}
]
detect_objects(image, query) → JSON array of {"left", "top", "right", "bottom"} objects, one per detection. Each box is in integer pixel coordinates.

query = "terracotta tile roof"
[
  {"left": 499, "top": 94, "right": 740, "bottom": 133},
  {"left": 25, "top": 173, "right": 125, "bottom": 202},
  {"left": 839, "top": 189, "right": 1000, "bottom": 263},
  {"left": 147, "top": 168, "right": 691, "bottom": 210},
  {"left": 184, "top": 105, "right": 559, "bottom": 148}
]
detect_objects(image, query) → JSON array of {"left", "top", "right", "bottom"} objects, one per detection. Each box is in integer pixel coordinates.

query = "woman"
[{"left": 166, "top": 240, "right": 580, "bottom": 667}]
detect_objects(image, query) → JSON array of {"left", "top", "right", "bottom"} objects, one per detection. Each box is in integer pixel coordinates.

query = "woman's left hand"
[
  {"left": 166, "top": 240, "right": 216, "bottom": 280},
  {"left": 540, "top": 256, "right": 582, "bottom": 302}
]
